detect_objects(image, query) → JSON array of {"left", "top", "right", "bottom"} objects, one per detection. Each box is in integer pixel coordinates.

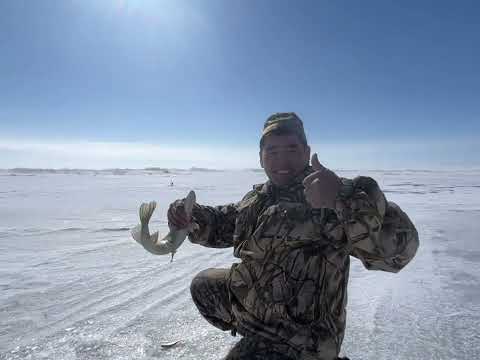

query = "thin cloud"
[
  {"left": 0, "top": 139, "right": 258, "bottom": 169},
  {"left": 0, "top": 136, "right": 478, "bottom": 170}
]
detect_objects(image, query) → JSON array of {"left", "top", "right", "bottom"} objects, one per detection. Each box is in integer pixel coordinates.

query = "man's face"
[{"left": 259, "top": 134, "right": 310, "bottom": 186}]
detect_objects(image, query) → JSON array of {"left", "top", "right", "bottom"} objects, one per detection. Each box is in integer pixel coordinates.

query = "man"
[{"left": 168, "top": 113, "right": 419, "bottom": 360}]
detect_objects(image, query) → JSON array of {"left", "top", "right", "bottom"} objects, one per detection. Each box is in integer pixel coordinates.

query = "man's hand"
[
  {"left": 303, "top": 153, "right": 342, "bottom": 209},
  {"left": 167, "top": 199, "right": 191, "bottom": 229}
]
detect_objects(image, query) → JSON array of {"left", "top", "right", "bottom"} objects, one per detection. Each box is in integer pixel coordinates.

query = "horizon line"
[{"left": 2, "top": 166, "right": 480, "bottom": 173}]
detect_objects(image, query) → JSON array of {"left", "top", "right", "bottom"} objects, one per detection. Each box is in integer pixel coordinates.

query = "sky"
[{"left": 0, "top": 0, "right": 479, "bottom": 170}]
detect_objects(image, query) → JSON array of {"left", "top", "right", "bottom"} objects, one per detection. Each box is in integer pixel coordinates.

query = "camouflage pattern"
[
  {"left": 261, "top": 112, "right": 307, "bottom": 146},
  {"left": 224, "top": 337, "right": 350, "bottom": 360},
  {"left": 224, "top": 336, "right": 302, "bottom": 360},
  {"left": 190, "top": 268, "right": 236, "bottom": 332},
  {"left": 189, "top": 167, "right": 419, "bottom": 360}
]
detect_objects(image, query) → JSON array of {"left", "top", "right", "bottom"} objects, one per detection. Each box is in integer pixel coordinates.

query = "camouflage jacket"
[{"left": 189, "top": 167, "right": 419, "bottom": 360}]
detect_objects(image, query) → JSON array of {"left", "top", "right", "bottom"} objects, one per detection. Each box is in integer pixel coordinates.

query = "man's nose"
[{"left": 274, "top": 157, "right": 292, "bottom": 168}]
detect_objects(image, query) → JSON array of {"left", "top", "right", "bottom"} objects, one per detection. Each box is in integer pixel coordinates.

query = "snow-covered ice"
[{"left": 1, "top": 168, "right": 479, "bottom": 359}]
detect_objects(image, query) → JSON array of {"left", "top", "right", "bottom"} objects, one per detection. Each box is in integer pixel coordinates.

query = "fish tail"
[
  {"left": 139, "top": 201, "right": 157, "bottom": 225},
  {"left": 184, "top": 190, "right": 196, "bottom": 218}
]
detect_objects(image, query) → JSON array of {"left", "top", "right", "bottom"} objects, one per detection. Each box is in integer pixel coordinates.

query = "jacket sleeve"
[
  {"left": 335, "top": 176, "right": 419, "bottom": 273},
  {"left": 187, "top": 202, "right": 238, "bottom": 248},
  {"left": 187, "top": 189, "right": 259, "bottom": 248}
]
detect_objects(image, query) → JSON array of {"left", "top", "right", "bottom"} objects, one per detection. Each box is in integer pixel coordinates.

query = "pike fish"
[{"left": 131, "top": 190, "right": 198, "bottom": 262}]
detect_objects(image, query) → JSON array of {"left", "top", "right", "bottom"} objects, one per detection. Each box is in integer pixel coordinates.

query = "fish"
[{"left": 131, "top": 190, "right": 198, "bottom": 262}]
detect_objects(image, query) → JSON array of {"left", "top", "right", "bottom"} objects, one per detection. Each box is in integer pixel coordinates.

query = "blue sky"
[{"left": 0, "top": 0, "right": 479, "bottom": 169}]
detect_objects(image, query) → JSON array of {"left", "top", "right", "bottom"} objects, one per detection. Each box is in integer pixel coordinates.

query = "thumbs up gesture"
[{"left": 302, "top": 153, "right": 342, "bottom": 209}]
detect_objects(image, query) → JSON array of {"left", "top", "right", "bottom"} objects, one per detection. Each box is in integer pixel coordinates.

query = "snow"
[{"left": 1, "top": 169, "right": 479, "bottom": 359}]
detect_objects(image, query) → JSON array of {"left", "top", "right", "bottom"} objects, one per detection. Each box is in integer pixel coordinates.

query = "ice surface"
[{"left": 0, "top": 169, "right": 479, "bottom": 359}]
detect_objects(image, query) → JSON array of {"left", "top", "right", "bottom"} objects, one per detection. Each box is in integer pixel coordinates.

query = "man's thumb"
[{"left": 311, "top": 153, "right": 323, "bottom": 171}]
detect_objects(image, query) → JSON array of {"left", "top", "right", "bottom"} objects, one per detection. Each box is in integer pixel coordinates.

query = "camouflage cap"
[{"left": 261, "top": 112, "right": 307, "bottom": 145}]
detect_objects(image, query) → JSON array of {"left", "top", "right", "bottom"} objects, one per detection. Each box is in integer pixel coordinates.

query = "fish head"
[{"left": 183, "top": 190, "right": 196, "bottom": 219}]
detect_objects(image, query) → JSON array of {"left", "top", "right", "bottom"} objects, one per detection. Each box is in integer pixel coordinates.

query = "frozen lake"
[{"left": 1, "top": 169, "right": 479, "bottom": 360}]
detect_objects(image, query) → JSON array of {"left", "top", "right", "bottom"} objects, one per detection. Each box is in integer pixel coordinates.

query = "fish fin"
[
  {"left": 131, "top": 224, "right": 142, "bottom": 244},
  {"left": 139, "top": 201, "right": 156, "bottom": 225}
]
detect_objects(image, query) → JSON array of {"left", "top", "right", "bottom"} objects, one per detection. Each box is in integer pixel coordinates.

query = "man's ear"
[{"left": 259, "top": 151, "right": 264, "bottom": 168}]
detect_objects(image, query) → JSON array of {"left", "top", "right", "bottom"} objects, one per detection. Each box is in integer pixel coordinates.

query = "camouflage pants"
[
  {"left": 190, "top": 269, "right": 349, "bottom": 360},
  {"left": 190, "top": 268, "right": 236, "bottom": 332},
  {"left": 190, "top": 268, "right": 295, "bottom": 359},
  {"left": 224, "top": 337, "right": 295, "bottom": 360},
  {"left": 223, "top": 338, "right": 351, "bottom": 360}
]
